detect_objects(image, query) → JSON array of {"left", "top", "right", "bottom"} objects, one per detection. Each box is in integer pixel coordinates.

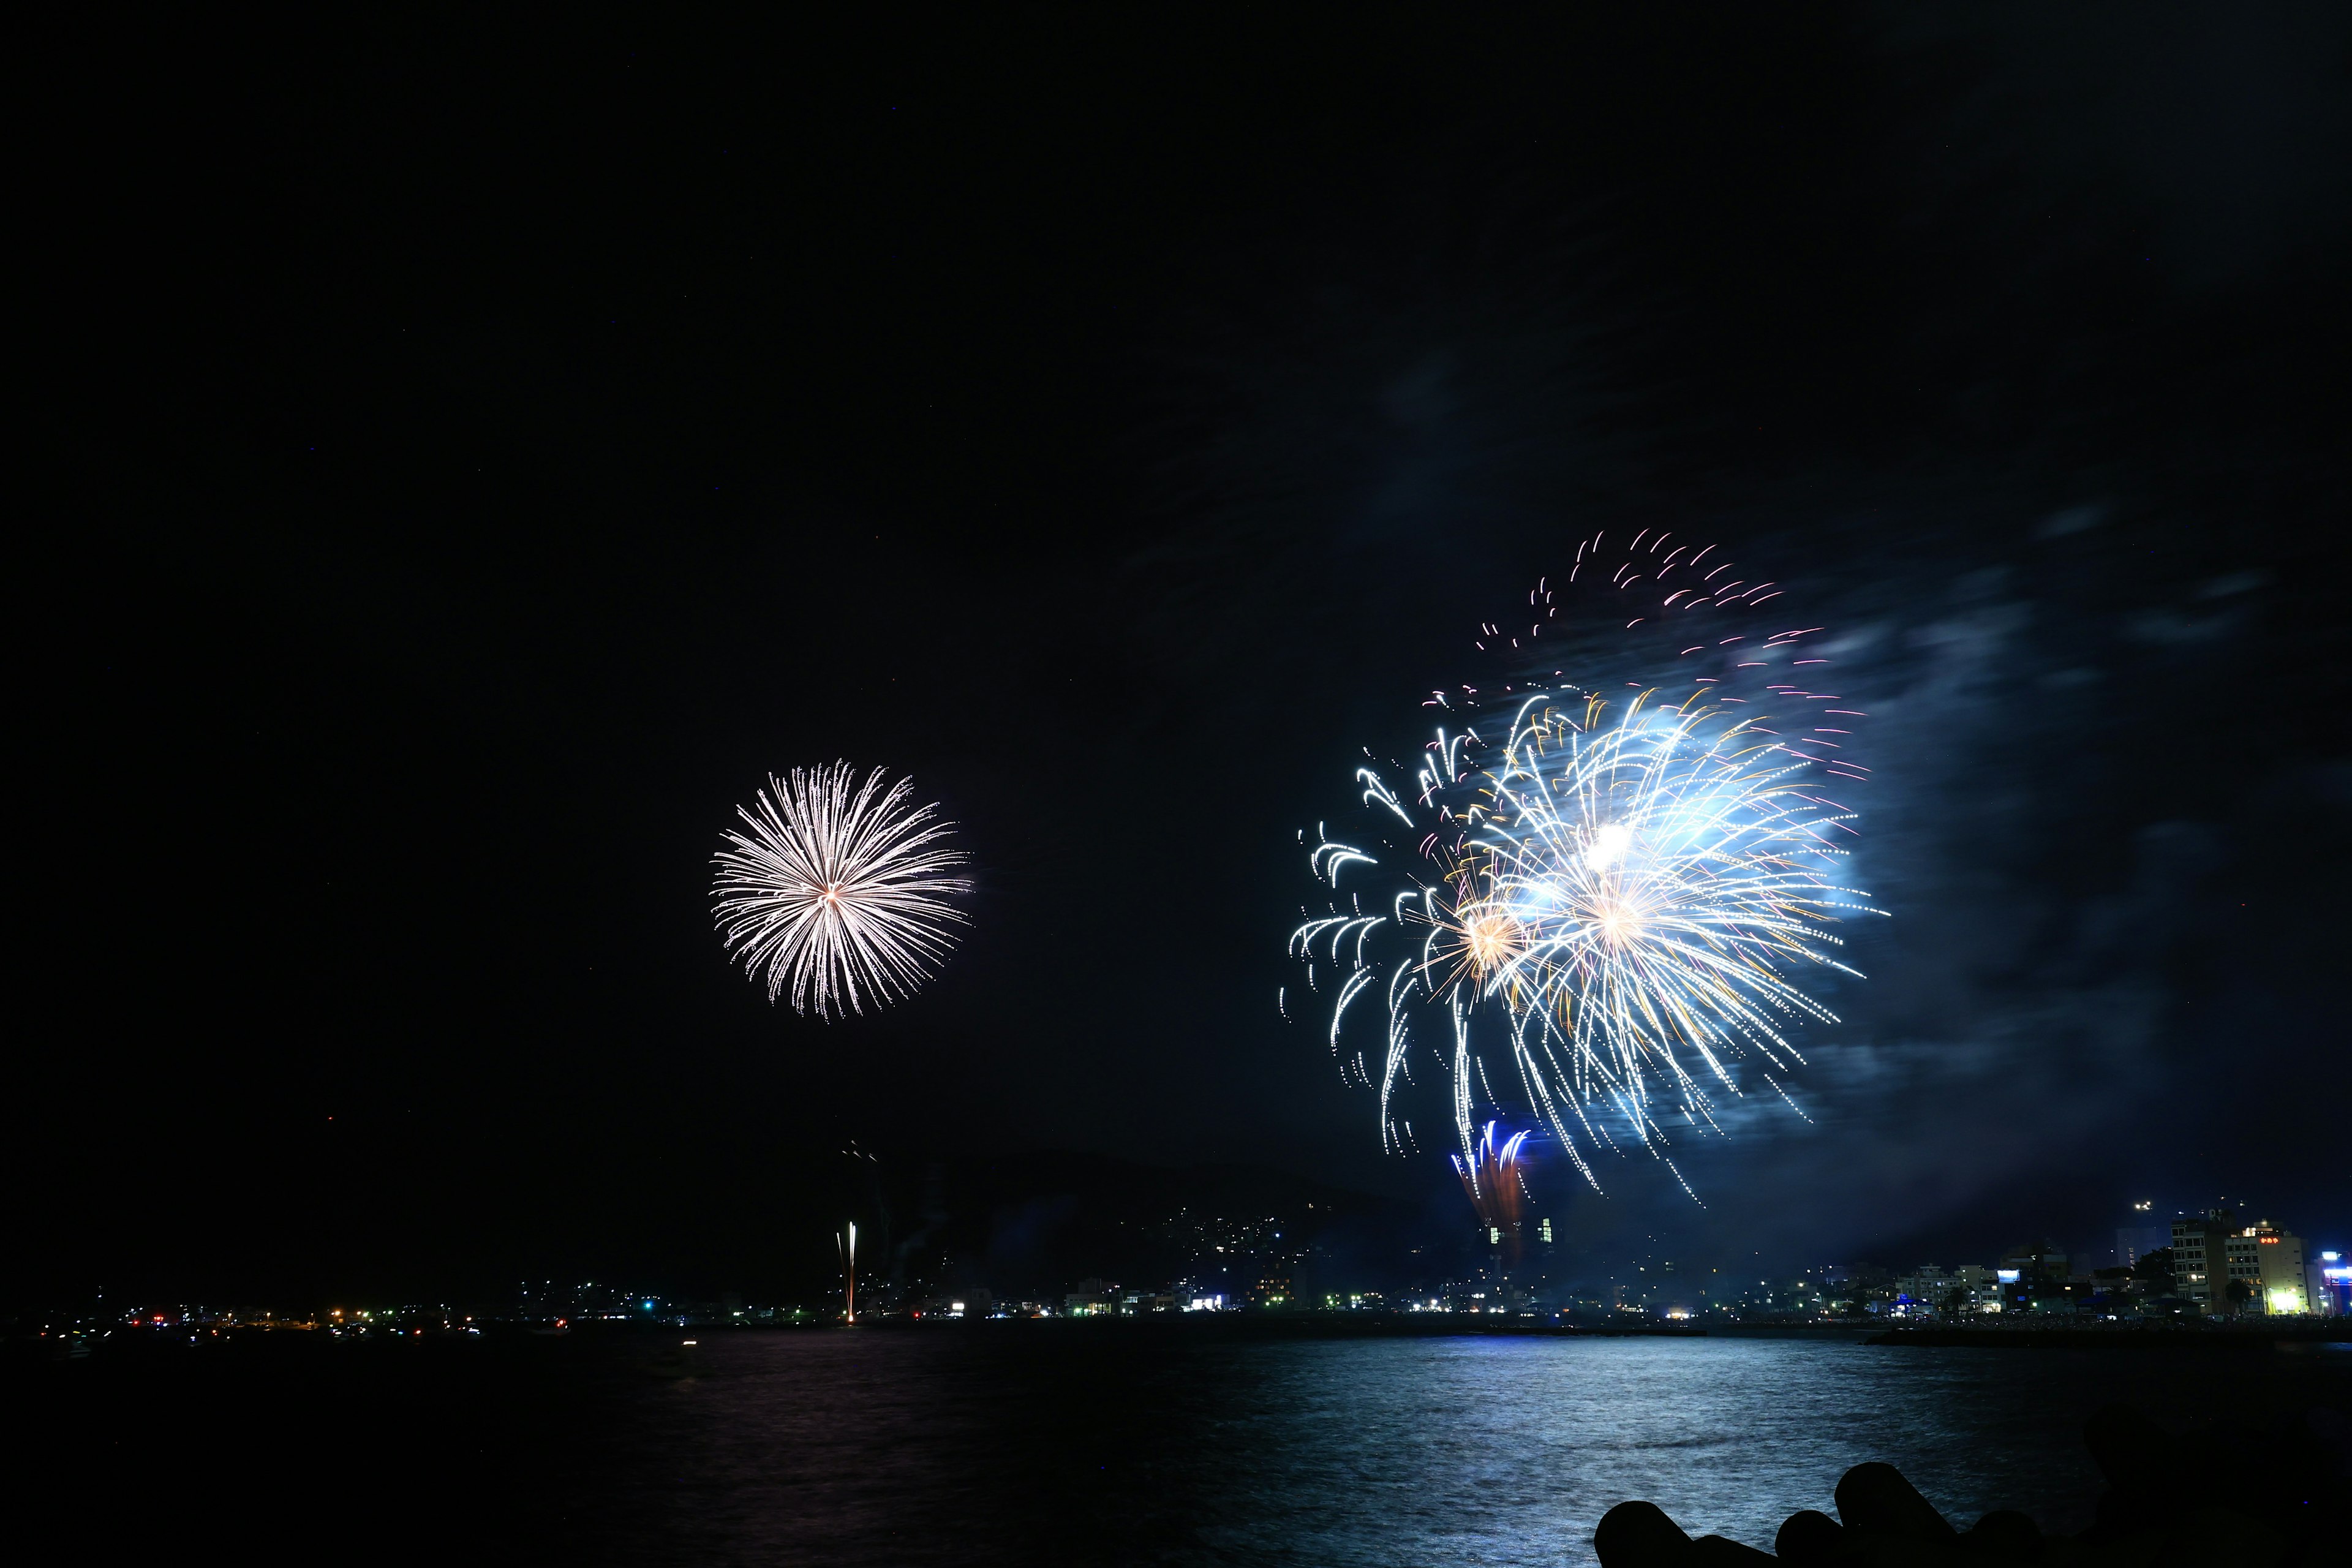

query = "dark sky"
[{"left": 23, "top": 6, "right": 2351, "bottom": 1302}]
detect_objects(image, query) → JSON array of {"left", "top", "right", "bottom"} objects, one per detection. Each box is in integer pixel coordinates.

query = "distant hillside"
[{"left": 856, "top": 1149, "right": 1429, "bottom": 1301}]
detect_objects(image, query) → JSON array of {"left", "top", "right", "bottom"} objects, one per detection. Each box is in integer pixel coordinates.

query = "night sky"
[{"left": 24, "top": 9, "right": 2351, "bottom": 1304}]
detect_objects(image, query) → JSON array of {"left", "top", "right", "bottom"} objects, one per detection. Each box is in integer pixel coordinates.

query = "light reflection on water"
[{"left": 586, "top": 1330, "right": 2348, "bottom": 1566}]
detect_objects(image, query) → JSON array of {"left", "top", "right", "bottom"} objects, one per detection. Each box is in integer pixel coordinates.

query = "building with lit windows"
[
  {"left": 2225, "top": 1221, "right": 2310, "bottom": 1315},
  {"left": 2317, "top": 1253, "right": 2350, "bottom": 1316},
  {"left": 2173, "top": 1210, "right": 2315, "bottom": 1314},
  {"left": 2171, "top": 1210, "right": 2233, "bottom": 1312},
  {"left": 1893, "top": 1265, "right": 1997, "bottom": 1315},
  {"left": 1995, "top": 1242, "right": 2075, "bottom": 1313}
]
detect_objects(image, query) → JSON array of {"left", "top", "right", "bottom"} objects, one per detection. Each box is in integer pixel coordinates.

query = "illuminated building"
[
  {"left": 2317, "top": 1253, "right": 2350, "bottom": 1316},
  {"left": 1251, "top": 1264, "right": 1292, "bottom": 1307},
  {"left": 1063, "top": 1278, "right": 1121, "bottom": 1316},
  {"left": 2225, "top": 1221, "right": 2309, "bottom": 1315},
  {"left": 1530, "top": 1216, "right": 1558, "bottom": 1310},
  {"left": 2175, "top": 1210, "right": 2315, "bottom": 1314},
  {"left": 1893, "top": 1264, "right": 1997, "bottom": 1315},
  {"left": 1994, "top": 1243, "right": 2072, "bottom": 1313},
  {"left": 1461, "top": 1213, "right": 1547, "bottom": 1314}
]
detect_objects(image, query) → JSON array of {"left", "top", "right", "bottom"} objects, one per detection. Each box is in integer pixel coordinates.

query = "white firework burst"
[
  {"left": 1295, "top": 531, "right": 1884, "bottom": 1197},
  {"left": 714, "top": 763, "right": 971, "bottom": 1019}
]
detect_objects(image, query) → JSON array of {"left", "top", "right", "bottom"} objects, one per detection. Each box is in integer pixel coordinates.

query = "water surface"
[
  {"left": 564, "top": 1327, "right": 2348, "bottom": 1564},
  {"left": 23, "top": 1325, "right": 2345, "bottom": 1564}
]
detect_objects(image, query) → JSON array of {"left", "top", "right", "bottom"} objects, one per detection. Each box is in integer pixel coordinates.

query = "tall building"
[
  {"left": 2174, "top": 1210, "right": 2313, "bottom": 1314},
  {"left": 2115, "top": 1226, "right": 2168, "bottom": 1267},
  {"left": 2171, "top": 1210, "right": 2234, "bottom": 1313},
  {"left": 2226, "top": 1221, "right": 2309, "bottom": 1315}
]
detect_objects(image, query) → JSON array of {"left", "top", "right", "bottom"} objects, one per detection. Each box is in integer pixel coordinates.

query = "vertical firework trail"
[
  {"left": 839, "top": 1220, "right": 858, "bottom": 1324},
  {"left": 1291, "top": 531, "right": 1883, "bottom": 1200}
]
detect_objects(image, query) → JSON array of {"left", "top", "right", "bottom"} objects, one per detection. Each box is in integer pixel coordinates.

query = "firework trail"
[
  {"left": 839, "top": 1220, "right": 859, "bottom": 1324},
  {"left": 1456, "top": 1120, "right": 1531, "bottom": 1260},
  {"left": 714, "top": 763, "right": 971, "bottom": 1019},
  {"left": 1291, "top": 531, "right": 1882, "bottom": 1197}
]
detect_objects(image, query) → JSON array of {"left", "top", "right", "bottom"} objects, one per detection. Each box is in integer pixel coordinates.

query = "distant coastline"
[{"left": 1866, "top": 1322, "right": 2352, "bottom": 1349}]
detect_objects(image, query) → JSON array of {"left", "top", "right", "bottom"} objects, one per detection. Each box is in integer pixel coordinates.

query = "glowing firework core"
[
  {"left": 1461, "top": 910, "right": 1524, "bottom": 976},
  {"left": 1585, "top": 892, "right": 1644, "bottom": 947},
  {"left": 1584, "top": 821, "right": 1633, "bottom": 871}
]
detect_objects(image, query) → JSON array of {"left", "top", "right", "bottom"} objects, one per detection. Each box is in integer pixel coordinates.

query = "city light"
[{"left": 106, "top": 1207, "right": 2326, "bottom": 1338}]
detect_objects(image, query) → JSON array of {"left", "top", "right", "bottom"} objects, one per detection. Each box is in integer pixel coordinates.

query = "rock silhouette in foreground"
[{"left": 1593, "top": 1402, "right": 2344, "bottom": 1567}]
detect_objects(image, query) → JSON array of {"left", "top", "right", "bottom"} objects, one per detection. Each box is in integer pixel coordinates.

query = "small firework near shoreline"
[{"left": 714, "top": 763, "right": 971, "bottom": 1020}]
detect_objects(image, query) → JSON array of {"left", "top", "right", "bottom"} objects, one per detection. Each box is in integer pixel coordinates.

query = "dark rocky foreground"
[{"left": 1596, "top": 1404, "right": 2346, "bottom": 1567}]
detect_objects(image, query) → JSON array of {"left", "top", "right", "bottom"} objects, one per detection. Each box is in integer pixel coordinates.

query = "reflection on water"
[{"left": 573, "top": 1329, "right": 2348, "bottom": 1565}]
